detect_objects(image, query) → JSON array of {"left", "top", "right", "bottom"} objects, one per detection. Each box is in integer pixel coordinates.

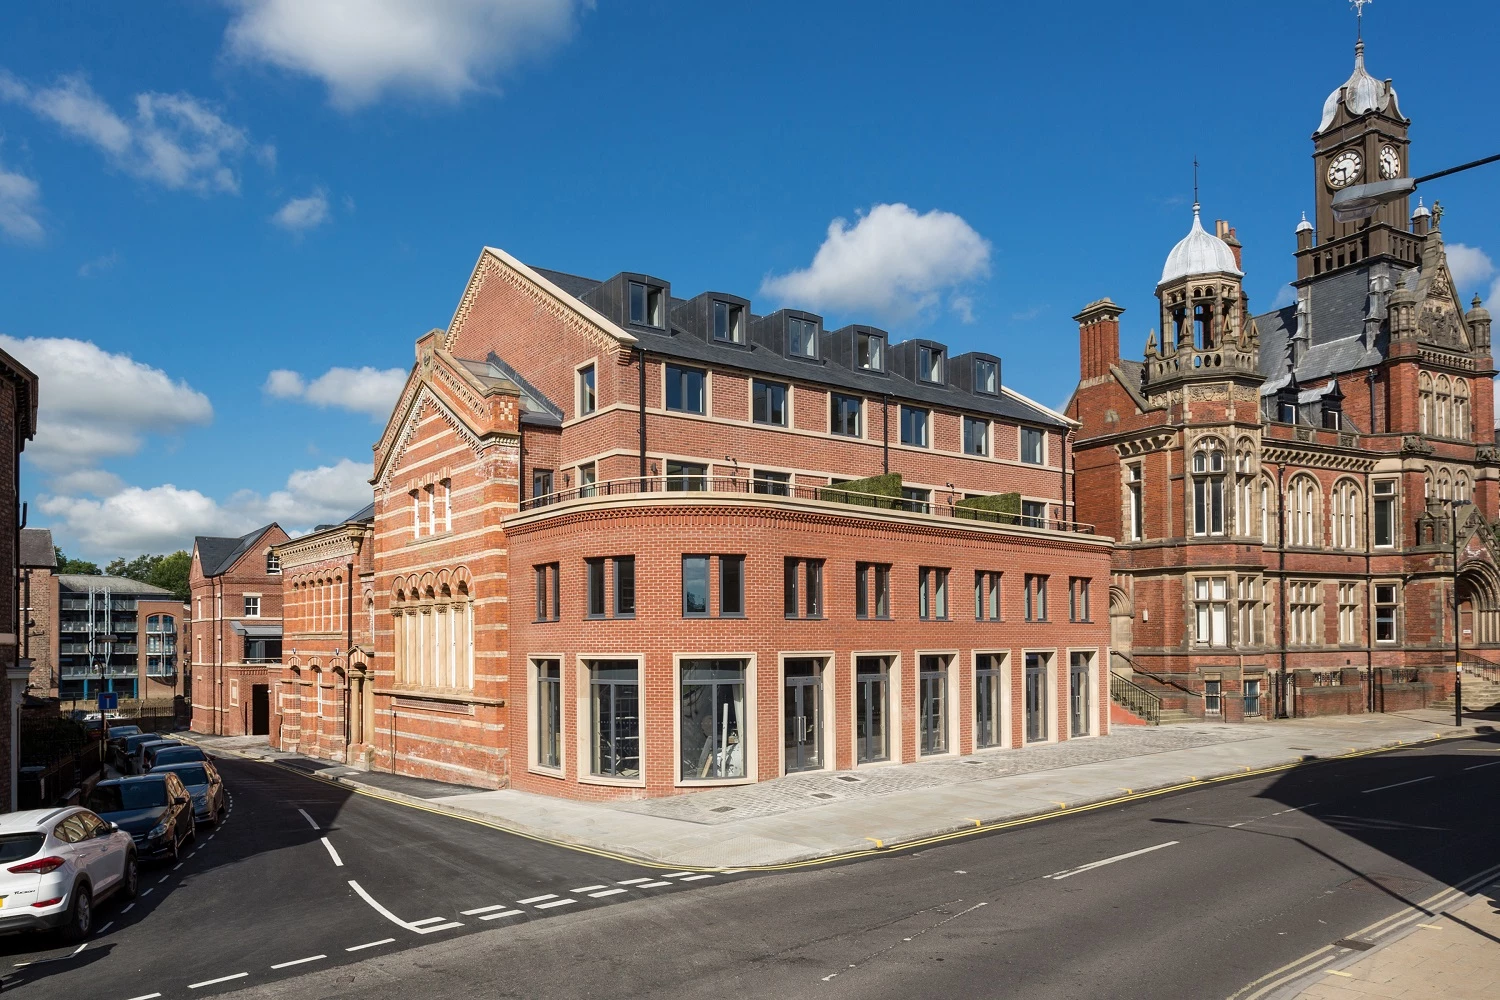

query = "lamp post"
[
  {"left": 92, "top": 632, "right": 116, "bottom": 769},
  {"left": 1330, "top": 152, "right": 1500, "bottom": 222}
]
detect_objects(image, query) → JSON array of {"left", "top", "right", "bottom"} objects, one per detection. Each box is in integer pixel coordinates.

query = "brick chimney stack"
[
  {"left": 1216, "top": 219, "right": 1244, "bottom": 272},
  {"left": 1075, "top": 298, "right": 1126, "bottom": 382}
]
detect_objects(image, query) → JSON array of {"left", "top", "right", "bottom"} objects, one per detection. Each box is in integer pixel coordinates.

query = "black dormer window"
[
  {"left": 713, "top": 301, "right": 744, "bottom": 344},
  {"left": 629, "top": 281, "right": 664, "bottom": 328},
  {"left": 857, "top": 332, "right": 884, "bottom": 371},
  {"left": 1278, "top": 400, "right": 1298, "bottom": 424},
  {"left": 974, "top": 359, "right": 998, "bottom": 395},
  {"left": 788, "top": 317, "right": 818, "bottom": 359},
  {"left": 919, "top": 346, "right": 943, "bottom": 383},
  {"left": 1322, "top": 407, "right": 1341, "bottom": 430}
]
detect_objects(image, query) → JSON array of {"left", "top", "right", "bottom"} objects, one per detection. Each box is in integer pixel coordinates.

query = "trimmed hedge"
[
  {"left": 818, "top": 472, "right": 903, "bottom": 509},
  {"left": 955, "top": 491, "right": 1022, "bottom": 525}
]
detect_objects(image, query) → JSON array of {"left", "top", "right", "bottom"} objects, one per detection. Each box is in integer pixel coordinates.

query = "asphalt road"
[{"left": 3, "top": 734, "right": 1497, "bottom": 1000}]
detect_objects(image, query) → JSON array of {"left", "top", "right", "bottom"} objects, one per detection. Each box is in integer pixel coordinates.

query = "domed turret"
[
  {"left": 1160, "top": 205, "right": 1243, "bottom": 286},
  {"left": 1318, "top": 40, "right": 1400, "bottom": 133}
]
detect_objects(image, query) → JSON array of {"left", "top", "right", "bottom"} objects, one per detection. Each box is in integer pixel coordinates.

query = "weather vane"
[{"left": 1351, "top": 0, "right": 1372, "bottom": 37}]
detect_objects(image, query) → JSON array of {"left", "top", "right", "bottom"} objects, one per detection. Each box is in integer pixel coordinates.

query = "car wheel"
[
  {"left": 168, "top": 829, "right": 181, "bottom": 862},
  {"left": 60, "top": 883, "right": 92, "bottom": 943},
  {"left": 120, "top": 853, "right": 139, "bottom": 900}
]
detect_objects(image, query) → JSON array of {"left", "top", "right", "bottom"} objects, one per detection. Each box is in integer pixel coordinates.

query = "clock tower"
[{"left": 1296, "top": 39, "right": 1420, "bottom": 283}]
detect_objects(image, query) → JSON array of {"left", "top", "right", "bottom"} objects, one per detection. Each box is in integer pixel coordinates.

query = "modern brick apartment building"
[
  {"left": 1068, "top": 39, "right": 1493, "bottom": 722},
  {"left": 189, "top": 524, "right": 288, "bottom": 736},
  {"left": 270, "top": 504, "right": 375, "bottom": 763},
  {"left": 0, "top": 346, "right": 37, "bottom": 811},
  {"left": 46, "top": 575, "right": 184, "bottom": 706},
  {"left": 364, "top": 246, "right": 1113, "bottom": 796}
]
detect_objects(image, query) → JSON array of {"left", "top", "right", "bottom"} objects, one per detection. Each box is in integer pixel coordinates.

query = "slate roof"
[
  {"left": 195, "top": 524, "right": 279, "bottom": 578},
  {"left": 527, "top": 266, "right": 1070, "bottom": 428},
  {"left": 19, "top": 528, "right": 54, "bottom": 570},
  {"left": 1253, "top": 263, "right": 1405, "bottom": 387},
  {"left": 57, "top": 574, "right": 174, "bottom": 596}
]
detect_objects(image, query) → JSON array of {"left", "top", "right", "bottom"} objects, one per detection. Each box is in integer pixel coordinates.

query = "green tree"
[
  {"left": 146, "top": 550, "right": 191, "bottom": 602},
  {"left": 54, "top": 546, "right": 101, "bottom": 576},
  {"left": 106, "top": 553, "right": 161, "bottom": 581}
]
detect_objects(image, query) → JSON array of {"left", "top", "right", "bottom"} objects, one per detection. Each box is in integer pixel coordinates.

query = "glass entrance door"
[
  {"left": 1069, "top": 652, "right": 1090, "bottom": 737},
  {"left": 918, "top": 655, "right": 947, "bottom": 756},
  {"left": 975, "top": 654, "right": 1003, "bottom": 748},
  {"left": 1025, "top": 652, "right": 1047, "bottom": 743},
  {"left": 784, "top": 659, "right": 823, "bottom": 773},
  {"left": 855, "top": 656, "right": 889, "bottom": 763}
]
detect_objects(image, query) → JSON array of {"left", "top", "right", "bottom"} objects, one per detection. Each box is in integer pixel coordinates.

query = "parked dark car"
[
  {"left": 85, "top": 774, "right": 196, "bottom": 861},
  {"left": 116, "top": 733, "right": 162, "bottom": 773},
  {"left": 136, "top": 740, "right": 185, "bottom": 774},
  {"left": 151, "top": 761, "right": 226, "bottom": 825},
  {"left": 149, "top": 746, "right": 207, "bottom": 769},
  {"left": 106, "top": 724, "right": 141, "bottom": 743}
]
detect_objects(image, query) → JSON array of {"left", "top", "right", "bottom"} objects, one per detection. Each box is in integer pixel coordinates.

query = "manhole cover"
[
  {"left": 1333, "top": 937, "right": 1375, "bottom": 951},
  {"left": 961, "top": 759, "right": 986, "bottom": 765},
  {"left": 835, "top": 774, "right": 863, "bottom": 783},
  {"left": 1339, "top": 874, "right": 1431, "bottom": 896},
  {"left": 711, "top": 805, "right": 735, "bottom": 813},
  {"left": 811, "top": 792, "right": 836, "bottom": 800}
]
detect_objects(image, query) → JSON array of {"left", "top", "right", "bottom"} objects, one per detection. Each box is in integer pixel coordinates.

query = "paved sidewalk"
[
  {"left": 187, "top": 709, "right": 1495, "bottom": 869},
  {"left": 1282, "top": 879, "right": 1500, "bottom": 999}
]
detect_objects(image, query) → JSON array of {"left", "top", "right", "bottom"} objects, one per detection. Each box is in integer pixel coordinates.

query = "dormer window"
[
  {"left": 1322, "top": 407, "right": 1341, "bottom": 430},
  {"left": 857, "top": 332, "right": 884, "bottom": 371},
  {"left": 713, "top": 301, "right": 744, "bottom": 344},
  {"left": 629, "top": 281, "right": 664, "bottom": 328},
  {"left": 919, "top": 346, "right": 943, "bottom": 383},
  {"left": 788, "top": 317, "right": 818, "bottom": 358},
  {"left": 1278, "top": 399, "right": 1298, "bottom": 424},
  {"left": 974, "top": 359, "right": 998, "bottom": 395}
]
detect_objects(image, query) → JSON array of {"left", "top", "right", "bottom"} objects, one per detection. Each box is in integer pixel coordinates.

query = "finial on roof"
[
  {"left": 1193, "top": 156, "right": 1199, "bottom": 209},
  {"left": 1412, "top": 196, "right": 1430, "bottom": 219},
  {"left": 1296, "top": 211, "right": 1313, "bottom": 233},
  {"left": 1351, "top": 0, "right": 1372, "bottom": 40}
]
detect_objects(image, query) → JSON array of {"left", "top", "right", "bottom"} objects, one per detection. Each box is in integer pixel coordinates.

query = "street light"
[
  {"left": 1437, "top": 499, "right": 1470, "bottom": 727},
  {"left": 1331, "top": 152, "right": 1500, "bottom": 223}
]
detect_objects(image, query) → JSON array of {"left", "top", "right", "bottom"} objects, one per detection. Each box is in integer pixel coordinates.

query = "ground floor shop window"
[
  {"left": 975, "top": 653, "right": 1005, "bottom": 748},
  {"left": 918, "top": 655, "right": 949, "bottom": 755},
  {"left": 856, "top": 656, "right": 890, "bottom": 763},
  {"left": 1069, "top": 652, "right": 1092, "bottom": 737},
  {"left": 680, "top": 659, "right": 747, "bottom": 781},
  {"left": 589, "top": 660, "right": 640, "bottom": 779},
  {"left": 1025, "top": 652, "right": 1050, "bottom": 743},
  {"left": 535, "top": 659, "right": 561, "bottom": 769},
  {"left": 784, "top": 658, "right": 824, "bottom": 773}
]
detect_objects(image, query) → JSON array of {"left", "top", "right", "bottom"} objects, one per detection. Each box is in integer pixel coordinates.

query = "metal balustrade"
[{"left": 1110, "top": 673, "right": 1162, "bottom": 724}]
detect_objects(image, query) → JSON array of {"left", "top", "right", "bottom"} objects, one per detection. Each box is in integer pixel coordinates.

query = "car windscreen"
[
  {"left": 154, "top": 748, "right": 204, "bottom": 764},
  {"left": 108, "top": 726, "right": 141, "bottom": 739},
  {"left": 166, "top": 765, "right": 209, "bottom": 786},
  {"left": 125, "top": 734, "right": 161, "bottom": 751},
  {"left": 87, "top": 782, "right": 168, "bottom": 812},
  {"left": 0, "top": 833, "right": 45, "bottom": 863}
]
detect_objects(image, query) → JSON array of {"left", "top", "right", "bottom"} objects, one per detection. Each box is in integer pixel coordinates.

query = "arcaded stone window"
[
  {"left": 392, "top": 575, "right": 474, "bottom": 691},
  {"left": 1191, "top": 441, "right": 1225, "bottom": 536}
]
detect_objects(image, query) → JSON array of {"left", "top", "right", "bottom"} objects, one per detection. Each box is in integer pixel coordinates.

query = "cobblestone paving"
[{"left": 611, "top": 725, "right": 1269, "bottom": 825}]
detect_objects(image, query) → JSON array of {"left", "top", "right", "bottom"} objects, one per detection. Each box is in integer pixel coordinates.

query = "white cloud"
[
  {"left": 225, "top": 0, "right": 586, "bottom": 110},
  {"left": 264, "top": 365, "right": 407, "bottom": 420},
  {"left": 271, "top": 188, "right": 330, "bottom": 232},
  {"left": 1447, "top": 243, "right": 1495, "bottom": 297},
  {"left": 0, "top": 72, "right": 268, "bottom": 194},
  {"left": 48, "top": 469, "right": 126, "bottom": 497},
  {"left": 0, "top": 161, "right": 44, "bottom": 242},
  {"left": 1270, "top": 285, "right": 1298, "bottom": 309},
  {"left": 0, "top": 335, "right": 213, "bottom": 472},
  {"left": 78, "top": 250, "right": 119, "bottom": 277},
  {"left": 761, "top": 203, "right": 992, "bottom": 323},
  {"left": 40, "top": 458, "right": 373, "bottom": 556}
]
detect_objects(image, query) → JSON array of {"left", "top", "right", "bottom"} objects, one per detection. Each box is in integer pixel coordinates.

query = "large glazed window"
[
  {"left": 918, "top": 654, "right": 949, "bottom": 756},
  {"left": 855, "top": 656, "right": 890, "bottom": 763},
  {"left": 536, "top": 659, "right": 561, "bottom": 769},
  {"left": 665, "top": 364, "right": 706, "bottom": 413},
  {"left": 830, "top": 393, "right": 863, "bottom": 437},
  {"left": 752, "top": 380, "right": 788, "bottom": 426},
  {"left": 975, "top": 653, "right": 1005, "bottom": 748},
  {"left": 589, "top": 660, "right": 640, "bottom": 778},
  {"left": 1192, "top": 443, "right": 1226, "bottom": 536},
  {"left": 679, "top": 659, "right": 747, "bottom": 781}
]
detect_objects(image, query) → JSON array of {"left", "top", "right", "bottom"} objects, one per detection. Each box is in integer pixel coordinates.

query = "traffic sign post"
[
  {"left": 98, "top": 691, "right": 118, "bottom": 770},
  {"left": 98, "top": 692, "right": 118, "bottom": 712}
]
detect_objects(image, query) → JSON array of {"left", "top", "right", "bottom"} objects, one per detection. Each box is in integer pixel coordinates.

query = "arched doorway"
[
  {"left": 1456, "top": 562, "right": 1500, "bottom": 649},
  {"left": 1108, "top": 585, "right": 1133, "bottom": 674}
]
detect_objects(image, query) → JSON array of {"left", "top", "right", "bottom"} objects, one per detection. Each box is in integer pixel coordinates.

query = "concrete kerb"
[{"left": 180, "top": 722, "right": 1496, "bottom": 872}]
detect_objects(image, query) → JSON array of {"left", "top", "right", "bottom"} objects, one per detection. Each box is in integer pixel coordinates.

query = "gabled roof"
[
  {"left": 195, "top": 524, "right": 280, "bottom": 578},
  {"left": 19, "top": 528, "right": 54, "bottom": 570},
  {"left": 57, "top": 574, "right": 173, "bottom": 596}
]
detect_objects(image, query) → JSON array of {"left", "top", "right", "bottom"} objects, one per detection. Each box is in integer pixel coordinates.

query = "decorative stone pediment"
[
  {"left": 1260, "top": 443, "right": 1376, "bottom": 473},
  {"left": 1114, "top": 431, "right": 1179, "bottom": 458}
]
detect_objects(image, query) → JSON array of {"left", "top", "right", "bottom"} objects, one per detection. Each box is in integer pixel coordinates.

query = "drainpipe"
[
  {"left": 1367, "top": 369, "right": 1378, "bottom": 434},
  {"left": 345, "top": 560, "right": 354, "bottom": 753},
  {"left": 518, "top": 420, "right": 526, "bottom": 509},
  {"left": 1276, "top": 464, "right": 1289, "bottom": 719},
  {"left": 881, "top": 395, "right": 890, "bottom": 475},
  {"left": 638, "top": 347, "right": 648, "bottom": 489},
  {"left": 1061, "top": 430, "right": 1070, "bottom": 526}
]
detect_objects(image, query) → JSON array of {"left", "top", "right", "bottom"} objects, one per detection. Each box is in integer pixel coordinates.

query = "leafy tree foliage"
[{"left": 53, "top": 546, "right": 101, "bottom": 576}]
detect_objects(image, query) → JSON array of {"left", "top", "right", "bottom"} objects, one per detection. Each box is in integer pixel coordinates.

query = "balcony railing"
[{"left": 517, "top": 475, "right": 1096, "bottom": 534}]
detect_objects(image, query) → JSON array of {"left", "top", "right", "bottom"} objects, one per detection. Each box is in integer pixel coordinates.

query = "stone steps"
[
  {"left": 1430, "top": 678, "right": 1500, "bottom": 711},
  {"left": 1154, "top": 709, "right": 1198, "bottom": 725}
]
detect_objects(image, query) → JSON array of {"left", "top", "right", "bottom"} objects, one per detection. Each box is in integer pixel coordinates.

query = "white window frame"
[{"left": 1194, "top": 577, "right": 1228, "bottom": 647}]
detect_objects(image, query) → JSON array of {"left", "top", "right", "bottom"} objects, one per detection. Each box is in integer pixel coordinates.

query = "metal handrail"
[
  {"left": 1110, "top": 673, "right": 1162, "bottom": 724},
  {"left": 517, "top": 475, "right": 1097, "bottom": 534},
  {"left": 1111, "top": 650, "right": 1204, "bottom": 700}
]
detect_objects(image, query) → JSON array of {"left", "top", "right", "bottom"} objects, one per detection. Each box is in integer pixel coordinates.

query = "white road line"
[
  {"left": 349, "top": 879, "right": 419, "bottom": 932},
  {"left": 572, "top": 884, "right": 608, "bottom": 893},
  {"left": 636, "top": 880, "right": 672, "bottom": 888},
  {"left": 659, "top": 871, "right": 696, "bottom": 878},
  {"left": 516, "top": 894, "right": 557, "bottom": 905},
  {"left": 460, "top": 904, "right": 511, "bottom": 915},
  {"left": 1465, "top": 760, "right": 1500, "bottom": 771},
  {"left": 1046, "top": 841, "right": 1179, "bottom": 881},
  {"left": 1229, "top": 822, "right": 1247, "bottom": 828},
  {"left": 588, "top": 888, "right": 627, "bottom": 898},
  {"left": 408, "top": 917, "right": 447, "bottom": 927},
  {"left": 122, "top": 904, "right": 135, "bottom": 914},
  {"left": 173, "top": 863, "right": 184, "bottom": 871},
  {"left": 479, "top": 909, "right": 525, "bottom": 921},
  {"left": 123, "top": 994, "right": 163, "bottom": 1000},
  {"left": 416, "top": 921, "right": 464, "bottom": 934},
  {"left": 679, "top": 874, "right": 714, "bottom": 881},
  {"left": 96, "top": 921, "right": 114, "bottom": 935},
  {"left": 271, "top": 954, "right": 327, "bottom": 969},
  {"left": 297, "top": 808, "right": 320, "bottom": 830},
  {"left": 142, "top": 888, "right": 154, "bottom": 896},
  {"left": 157, "top": 875, "right": 171, "bottom": 883},
  {"left": 72, "top": 942, "right": 87, "bottom": 956},
  {"left": 188, "top": 972, "right": 249, "bottom": 989},
  {"left": 616, "top": 878, "right": 652, "bottom": 885},
  {"left": 534, "top": 898, "right": 575, "bottom": 910},
  {"left": 345, "top": 938, "right": 395, "bottom": 952},
  {"left": 1362, "top": 775, "right": 1435, "bottom": 794},
  {"left": 321, "top": 837, "right": 344, "bottom": 867}
]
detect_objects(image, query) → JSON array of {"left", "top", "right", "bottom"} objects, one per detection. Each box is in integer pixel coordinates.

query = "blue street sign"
[{"left": 98, "top": 692, "right": 118, "bottom": 712}]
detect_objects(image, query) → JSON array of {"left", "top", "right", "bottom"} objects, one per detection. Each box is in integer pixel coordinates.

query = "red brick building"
[
  {"left": 1068, "top": 39, "right": 1494, "bottom": 721},
  {"left": 188, "top": 524, "right": 288, "bottom": 736},
  {"left": 270, "top": 505, "right": 375, "bottom": 764},
  {"left": 364, "top": 245, "right": 1113, "bottom": 796},
  {"left": 0, "top": 347, "right": 38, "bottom": 811}
]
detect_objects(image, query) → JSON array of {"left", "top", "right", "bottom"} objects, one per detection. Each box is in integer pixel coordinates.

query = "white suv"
[{"left": 0, "top": 807, "right": 138, "bottom": 941}]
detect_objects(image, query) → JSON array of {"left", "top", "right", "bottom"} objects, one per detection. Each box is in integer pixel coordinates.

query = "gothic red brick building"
[
  {"left": 363, "top": 246, "right": 1113, "bottom": 795},
  {"left": 188, "top": 524, "right": 288, "bottom": 736},
  {"left": 1069, "top": 39, "right": 1494, "bottom": 721}
]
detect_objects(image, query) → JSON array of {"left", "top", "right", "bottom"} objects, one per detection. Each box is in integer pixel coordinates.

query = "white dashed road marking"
[
  {"left": 636, "top": 880, "right": 672, "bottom": 888},
  {"left": 616, "top": 878, "right": 652, "bottom": 885},
  {"left": 1045, "top": 841, "right": 1179, "bottom": 881},
  {"left": 124, "top": 994, "right": 163, "bottom": 1000},
  {"left": 97, "top": 921, "right": 114, "bottom": 935},
  {"left": 461, "top": 904, "right": 512, "bottom": 916},
  {"left": 534, "top": 898, "right": 575, "bottom": 910},
  {"left": 479, "top": 909, "right": 525, "bottom": 921},
  {"left": 572, "top": 884, "right": 608, "bottom": 893},
  {"left": 297, "top": 808, "right": 320, "bottom": 830},
  {"left": 345, "top": 938, "right": 395, "bottom": 952},
  {"left": 659, "top": 872, "right": 696, "bottom": 878},
  {"left": 321, "top": 837, "right": 344, "bottom": 867},
  {"left": 188, "top": 972, "right": 249, "bottom": 989},
  {"left": 409, "top": 917, "right": 447, "bottom": 927},
  {"left": 271, "top": 954, "right": 326, "bottom": 970},
  {"left": 1363, "top": 775, "right": 1435, "bottom": 794},
  {"left": 516, "top": 894, "right": 557, "bottom": 905},
  {"left": 679, "top": 874, "right": 714, "bottom": 881},
  {"left": 589, "top": 888, "right": 627, "bottom": 898}
]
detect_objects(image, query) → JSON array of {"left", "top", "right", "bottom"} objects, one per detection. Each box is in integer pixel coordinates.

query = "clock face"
[
  {"left": 1327, "top": 149, "right": 1363, "bottom": 189},
  {"left": 1380, "top": 144, "right": 1401, "bottom": 179}
]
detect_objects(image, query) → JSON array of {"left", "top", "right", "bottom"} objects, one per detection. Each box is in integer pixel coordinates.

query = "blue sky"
[{"left": 1, "top": 0, "right": 1496, "bottom": 560}]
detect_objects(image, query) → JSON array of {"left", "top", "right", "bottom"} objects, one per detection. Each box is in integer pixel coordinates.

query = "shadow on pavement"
[{"left": 0, "top": 941, "right": 115, "bottom": 993}]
